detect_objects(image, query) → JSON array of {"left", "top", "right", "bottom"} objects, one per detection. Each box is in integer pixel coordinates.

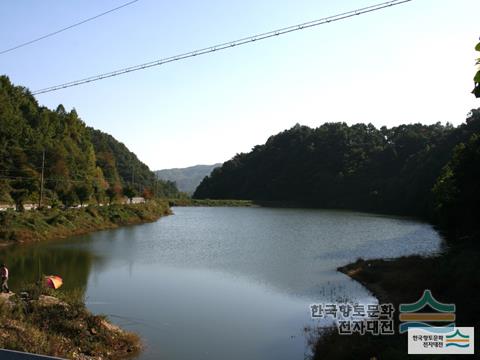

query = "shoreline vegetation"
[
  {"left": 0, "top": 200, "right": 171, "bottom": 245},
  {"left": 168, "top": 198, "right": 254, "bottom": 207},
  {"left": 311, "top": 240, "right": 480, "bottom": 359},
  {"left": 0, "top": 287, "right": 141, "bottom": 359}
]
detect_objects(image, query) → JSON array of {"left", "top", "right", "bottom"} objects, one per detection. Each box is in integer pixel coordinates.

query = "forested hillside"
[
  {"left": 0, "top": 75, "right": 179, "bottom": 209},
  {"left": 194, "top": 110, "right": 480, "bottom": 226},
  {"left": 89, "top": 128, "right": 178, "bottom": 197}
]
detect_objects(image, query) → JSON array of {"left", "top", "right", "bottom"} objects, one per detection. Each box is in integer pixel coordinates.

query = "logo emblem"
[
  {"left": 446, "top": 329, "right": 470, "bottom": 348},
  {"left": 408, "top": 327, "right": 474, "bottom": 354},
  {"left": 399, "top": 290, "right": 455, "bottom": 333}
]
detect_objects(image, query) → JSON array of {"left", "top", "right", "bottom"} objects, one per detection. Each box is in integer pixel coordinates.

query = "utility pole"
[
  {"left": 39, "top": 149, "right": 45, "bottom": 208},
  {"left": 131, "top": 166, "right": 135, "bottom": 187},
  {"left": 130, "top": 166, "right": 135, "bottom": 204}
]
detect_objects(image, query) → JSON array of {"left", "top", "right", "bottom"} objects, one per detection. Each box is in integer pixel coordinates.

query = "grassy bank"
[
  {"left": 0, "top": 285, "right": 140, "bottom": 359},
  {"left": 0, "top": 200, "right": 171, "bottom": 244},
  {"left": 168, "top": 198, "right": 254, "bottom": 207},
  {"left": 312, "top": 241, "right": 480, "bottom": 359}
]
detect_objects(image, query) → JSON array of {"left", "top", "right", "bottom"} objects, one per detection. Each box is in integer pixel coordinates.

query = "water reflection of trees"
[{"left": 0, "top": 244, "right": 100, "bottom": 293}]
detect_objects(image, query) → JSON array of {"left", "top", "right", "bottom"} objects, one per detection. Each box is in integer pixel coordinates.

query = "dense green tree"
[
  {"left": 92, "top": 183, "right": 104, "bottom": 205},
  {"left": 75, "top": 185, "right": 92, "bottom": 206},
  {"left": 8, "top": 146, "right": 39, "bottom": 210},
  {"left": 123, "top": 186, "right": 136, "bottom": 204},
  {"left": 105, "top": 187, "right": 117, "bottom": 205},
  {"left": 0, "top": 180, "right": 12, "bottom": 203},
  {"left": 10, "top": 189, "right": 29, "bottom": 211},
  {"left": 433, "top": 130, "right": 480, "bottom": 239},
  {"left": 58, "top": 188, "right": 78, "bottom": 209},
  {"left": 473, "top": 41, "right": 480, "bottom": 98},
  {"left": 153, "top": 179, "right": 180, "bottom": 198}
]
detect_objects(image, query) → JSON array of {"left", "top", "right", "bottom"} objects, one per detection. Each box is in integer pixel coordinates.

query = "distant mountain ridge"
[{"left": 155, "top": 163, "right": 222, "bottom": 194}]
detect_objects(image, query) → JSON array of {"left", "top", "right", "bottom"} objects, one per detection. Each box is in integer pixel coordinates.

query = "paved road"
[{"left": 0, "top": 197, "right": 146, "bottom": 212}]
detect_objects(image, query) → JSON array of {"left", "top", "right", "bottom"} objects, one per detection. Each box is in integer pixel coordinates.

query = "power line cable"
[
  {"left": 0, "top": 0, "right": 140, "bottom": 56},
  {"left": 32, "top": 0, "right": 412, "bottom": 95},
  {"left": 0, "top": 174, "right": 102, "bottom": 184},
  {"left": 0, "top": 173, "right": 163, "bottom": 185}
]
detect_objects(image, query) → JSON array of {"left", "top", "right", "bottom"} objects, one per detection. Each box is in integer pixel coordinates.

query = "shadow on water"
[{"left": 0, "top": 241, "right": 100, "bottom": 293}]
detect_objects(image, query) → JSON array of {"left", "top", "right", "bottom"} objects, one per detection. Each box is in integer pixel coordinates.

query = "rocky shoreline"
[{"left": 0, "top": 289, "right": 141, "bottom": 359}]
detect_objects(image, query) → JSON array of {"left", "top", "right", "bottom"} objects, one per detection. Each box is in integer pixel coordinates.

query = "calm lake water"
[{"left": 1, "top": 207, "right": 443, "bottom": 360}]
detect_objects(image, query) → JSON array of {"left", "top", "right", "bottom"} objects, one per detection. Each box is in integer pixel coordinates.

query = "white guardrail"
[{"left": 0, "top": 197, "right": 145, "bottom": 212}]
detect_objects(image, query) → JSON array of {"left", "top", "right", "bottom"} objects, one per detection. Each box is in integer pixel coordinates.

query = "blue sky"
[{"left": 1, "top": 0, "right": 479, "bottom": 169}]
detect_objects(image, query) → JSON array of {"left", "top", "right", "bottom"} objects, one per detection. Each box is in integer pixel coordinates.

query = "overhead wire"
[
  {"left": 31, "top": 0, "right": 413, "bottom": 95},
  {"left": 0, "top": 0, "right": 140, "bottom": 56},
  {"left": 0, "top": 173, "right": 156, "bottom": 185}
]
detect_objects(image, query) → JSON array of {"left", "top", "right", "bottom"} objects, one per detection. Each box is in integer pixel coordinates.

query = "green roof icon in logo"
[
  {"left": 446, "top": 329, "right": 470, "bottom": 348},
  {"left": 399, "top": 290, "right": 455, "bottom": 313},
  {"left": 446, "top": 329, "right": 469, "bottom": 339}
]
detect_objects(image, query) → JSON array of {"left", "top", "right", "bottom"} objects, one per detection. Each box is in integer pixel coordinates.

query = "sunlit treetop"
[{"left": 473, "top": 41, "right": 480, "bottom": 98}]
